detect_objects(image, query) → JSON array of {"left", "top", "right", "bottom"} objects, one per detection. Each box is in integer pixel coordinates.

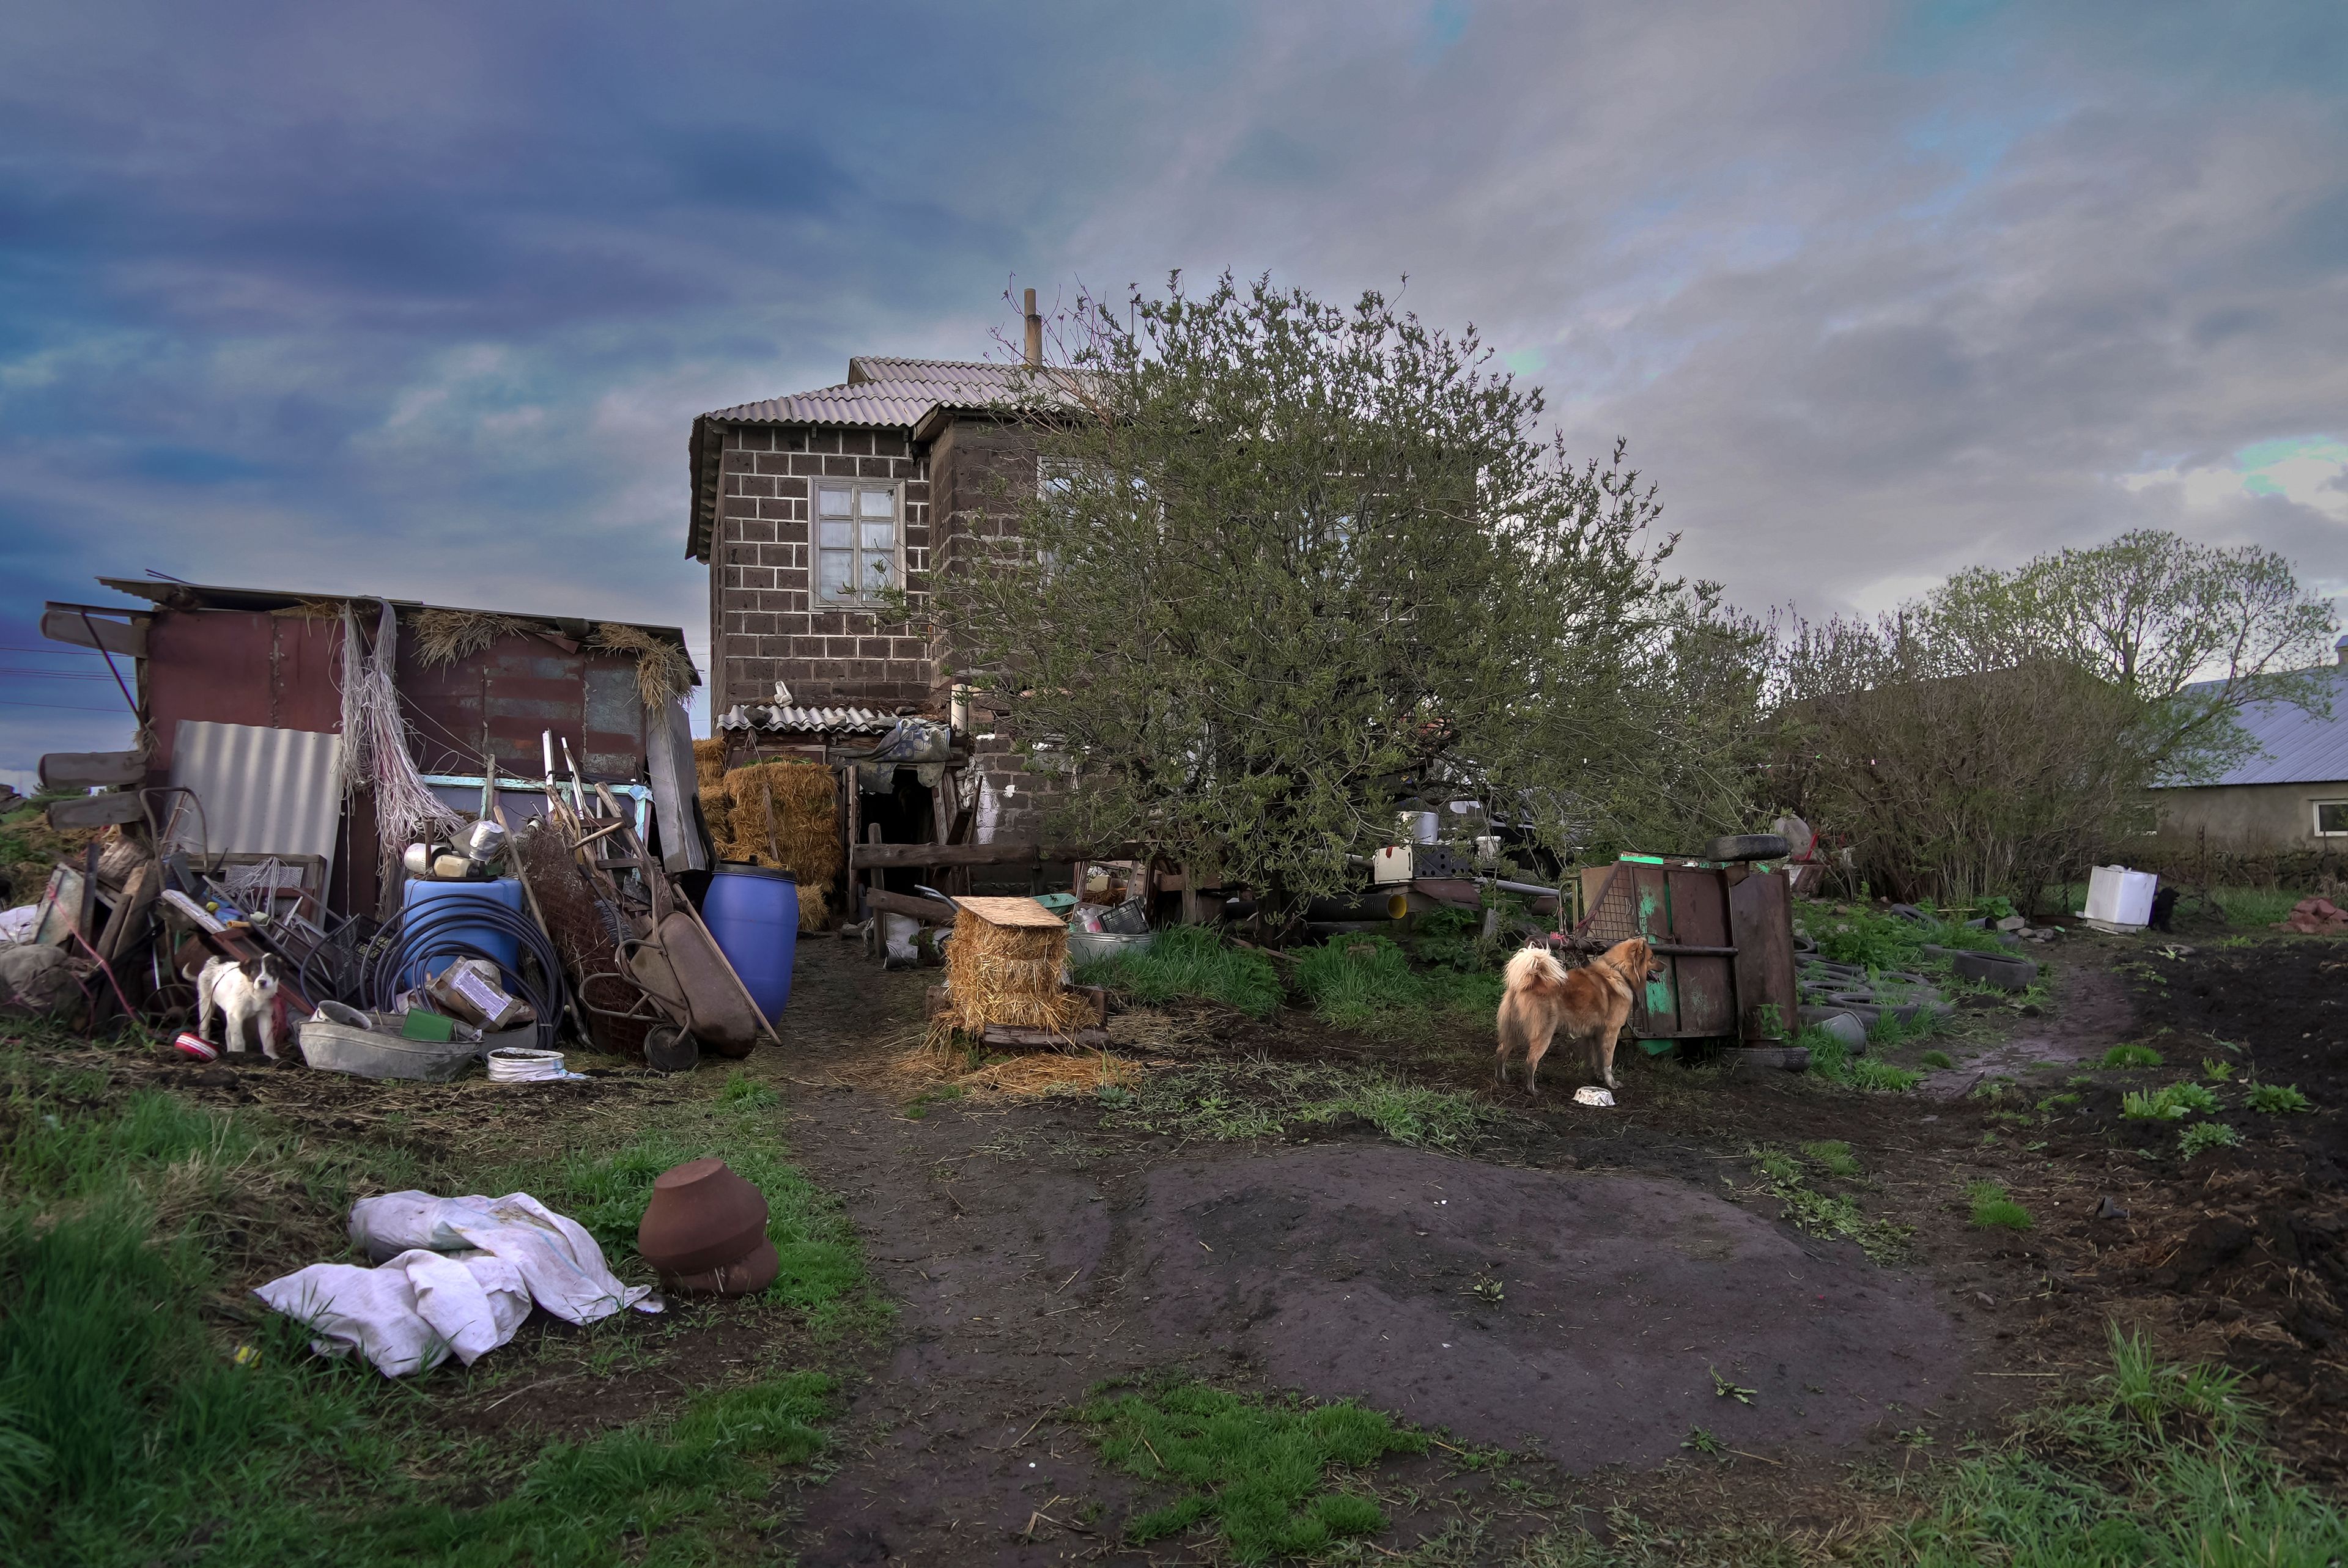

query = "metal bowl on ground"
[{"left": 1067, "top": 929, "right": 1158, "bottom": 966}]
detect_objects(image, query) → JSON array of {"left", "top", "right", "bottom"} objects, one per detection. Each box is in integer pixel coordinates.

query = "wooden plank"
[
  {"left": 1729, "top": 867, "right": 1800, "bottom": 1043},
  {"left": 46, "top": 792, "right": 146, "bottom": 829},
  {"left": 865, "top": 888, "right": 955, "bottom": 923},
  {"left": 980, "top": 1025, "right": 1109, "bottom": 1050},
  {"left": 1665, "top": 867, "right": 1735, "bottom": 1037},
  {"left": 97, "top": 863, "right": 159, "bottom": 963},
  {"left": 39, "top": 751, "right": 146, "bottom": 789},
  {"left": 42, "top": 605, "right": 145, "bottom": 657}
]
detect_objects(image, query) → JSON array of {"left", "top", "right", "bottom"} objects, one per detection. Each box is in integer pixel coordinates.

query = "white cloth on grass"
[{"left": 253, "top": 1190, "right": 658, "bottom": 1377}]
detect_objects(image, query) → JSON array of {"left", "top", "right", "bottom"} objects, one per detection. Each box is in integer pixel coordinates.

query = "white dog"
[{"left": 186, "top": 954, "right": 284, "bottom": 1059}]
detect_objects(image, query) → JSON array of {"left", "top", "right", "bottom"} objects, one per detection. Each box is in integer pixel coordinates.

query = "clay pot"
[
  {"left": 637, "top": 1157, "right": 769, "bottom": 1278},
  {"left": 662, "top": 1238, "right": 781, "bottom": 1297}
]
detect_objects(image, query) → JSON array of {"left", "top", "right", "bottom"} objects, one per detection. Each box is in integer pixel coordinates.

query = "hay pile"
[
  {"left": 936, "top": 897, "right": 1097, "bottom": 1040},
  {"left": 588, "top": 623, "right": 696, "bottom": 710},
  {"left": 412, "top": 609, "right": 545, "bottom": 664},
  {"left": 709, "top": 759, "right": 838, "bottom": 930}
]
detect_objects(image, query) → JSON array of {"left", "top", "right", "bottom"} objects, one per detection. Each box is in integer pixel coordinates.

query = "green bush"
[
  {"left": 1073, "top": 925, "right": 1285, "bottom": 1017},
  {"left": 2102, "top": 1043, "right": 2164, "bottom": 1069}
]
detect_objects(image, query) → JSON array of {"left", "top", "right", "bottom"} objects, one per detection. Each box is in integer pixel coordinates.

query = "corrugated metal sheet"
[
  {"left": 166, "top": 720, "right": 344, "bottom": 867},
  {"left": 701, "top": 359, "right": 1080, "bottom": 428},
  {"left": 716, "top": 703, "right": 894, "bottom": 735},
  {"left": 2158, "top": 664, "right": 2348, "bottom": 787}
]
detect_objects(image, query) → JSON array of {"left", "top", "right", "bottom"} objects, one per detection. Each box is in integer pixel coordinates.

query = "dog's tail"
[{"left": 1503, "top": 944, "right": 1568, "bottom": 995}]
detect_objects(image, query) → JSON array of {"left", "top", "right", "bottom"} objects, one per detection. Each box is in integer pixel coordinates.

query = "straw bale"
[
  {"left": 693, "top": 738, "right": 730, "bottom": 790},
  {"left": 937, "top": 905, "right": 1094, "bottom": 1037},
  {"left": 712, "top": 759, "right": 839, "bottom": 931},
  {"left": 588, "top": 622, "right": 696, "bottom": 710}
]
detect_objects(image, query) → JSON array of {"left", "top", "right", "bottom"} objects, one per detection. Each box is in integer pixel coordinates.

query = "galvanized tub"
[
  {"left": 296, "top": 1003, "right": 528, "bottom": 1081},
  {"left": 1066, "top": 929, "right": 1158, "bottom": 966}
]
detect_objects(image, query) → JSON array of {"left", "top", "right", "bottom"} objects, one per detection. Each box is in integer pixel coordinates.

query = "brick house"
[{"left": 687, "top": 301, "right": 1071, "bottom": 847}]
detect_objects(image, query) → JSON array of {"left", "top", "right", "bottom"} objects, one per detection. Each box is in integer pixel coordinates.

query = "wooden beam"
[
  {"left": 40, "top": 605, "right": 144, "bottom": 657},
  {"left": 46, "top": 792, "right": 145, "bottom": 829},
  {"left": 864, "top": 888, "right": 955, "bottom": 924},
  {"left": 39, "top": 751, "right": 146, "bottom": 789},
  {"left": 980, "top": 1025, "right": 1109, "bottom": 1050},
  {"left": 851, "top": 839, "right": 1139, "bottom": 870}
]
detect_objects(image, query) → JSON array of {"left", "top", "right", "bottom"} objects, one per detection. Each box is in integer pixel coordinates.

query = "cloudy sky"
[{"left": 3, "top": 0, "right": 2342, "bottom": 783}]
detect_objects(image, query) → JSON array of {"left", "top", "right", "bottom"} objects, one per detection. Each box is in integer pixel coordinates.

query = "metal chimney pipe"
[{"left": 1023, "top": 287, "right": 1042, "bottom": 367}]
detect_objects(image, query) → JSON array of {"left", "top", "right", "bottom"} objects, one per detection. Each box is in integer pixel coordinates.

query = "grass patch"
[
  {"left": 1292, "top": 933, "right": 1504, "bottom": 1032},
  {"left": 902, "top": 1082, "right": 967, "bottom": 1120},
  {"left": 1113, "top": 1059, "right": 1497, "bottom": 1150},
  {"left": 2212, "top": 886, "right": 2319, "bottom": 929},
  {"left": 1074, "top": 924, "right": 1285, "bottom": 1018},
  {"left": 1079, "top": 1383, "right": 1425, "bottom": 1563},
  {"left": 1966, "top": 1179, "right": 2034, "bottom": 1231},
  {"left": 0, "top": 1042, "right": 858, "bottom": 1565},
  {"left": 1799, "top": 1139, "right": 1863, "bottom": 1179},
  {"left": 1850, "top": 1058, "right": 1923, "bottom": 1092},
  {"left": 2101, "top": 1042, "right": 2164, "bottom": 1070},
  {"left": 2246, "top": 1082, "right": 2314, "bottom": 1114},
  {"left": 2179, "top": 1122, "right": 2243, "bottom": 1158},
  {"left": 1747, "top": 1145, "right": 1910, "bottom": 1263},
  {"left": 1919, "top": 1049, "right": 1954, "bottom": 1069},
  {"left": 1798, "top": 1026, "right": 1921, "bottom": 1093}
]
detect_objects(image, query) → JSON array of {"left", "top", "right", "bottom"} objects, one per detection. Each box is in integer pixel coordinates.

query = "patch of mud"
[
  {"left": 1922, "top": 959, "right": 2132, "bottom": 1099},
  {"left": 1134, "top": 1143, "right": 1961, "bottom": 1468}
]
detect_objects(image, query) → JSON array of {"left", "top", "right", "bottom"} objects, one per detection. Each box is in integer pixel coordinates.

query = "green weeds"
[
  {"left": 2100, "top": 1043, "right": 2164, "bottom": 1069},
  {"left": 2178, "top": 1122, "right": 2243, "bottom": 1158},
  {"left": 1112, "top": 1059, "right": 1496, "bottom": 1150},
  {"left": 1799, "top": 1139, "right": 1863, "bottom": 1179},
  {"left": 1080, "top": 1383, "right": 1425, "bottom": 1563},
  {"left": 2122, "top": 1083, "right": 2219, "bottom": 1122},
  {"left": 1074, "top": 924, "right": 1285, "bottom": 1017},
  {"left": 1746, "top": 1144, "right": 1910, "bottom": 1263},
  {"left": 1293, "top": 933, "right": 1504, "bottom": 1032},
  {"left": 2246, "top": 1083, "right": 2314, "bottom": 1114},
  {"left": 1966, "top": 1180, "right": 2034, "bottom": 1231}
]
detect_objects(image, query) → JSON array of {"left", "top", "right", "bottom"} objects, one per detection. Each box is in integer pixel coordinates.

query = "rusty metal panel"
[
  {"left": 1627, "top": 865, "right": 1678, "bottom": 1034},
  {"left": 1730, "top": 869, "right": 1800, "bottom": 1042},
  {"left": 580, "top": 661, "right": 648, "bottom": 778},
  {"left": 1664, "top": 869, "right": 1735, "bottom": 1036},
  {"left": 143, "top": 610, "right": 342, "bottom": 774}
]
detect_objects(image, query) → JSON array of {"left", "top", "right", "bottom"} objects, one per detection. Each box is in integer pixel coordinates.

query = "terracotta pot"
[
  {"left": 662, "top": 1237, "right": 780, "bottom": 1297},
  {"left": 637, "top": 1157, "right": 768, "bottom": 1276}
]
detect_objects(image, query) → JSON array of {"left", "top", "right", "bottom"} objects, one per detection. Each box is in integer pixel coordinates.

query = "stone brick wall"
[
  {"left": 924, "top": 416, "right": 1040, "bottom": 704},
  {"left": 705, "top": 424, "right": 932, "bottom": 713}
]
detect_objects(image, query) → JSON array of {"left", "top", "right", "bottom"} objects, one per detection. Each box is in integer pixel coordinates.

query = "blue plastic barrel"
[
  {"left": 700, "top": 864, "right": 799, "bottom": 1023},
  {"left": 400, "top": 877, "right": 525, "bottom": 982}
]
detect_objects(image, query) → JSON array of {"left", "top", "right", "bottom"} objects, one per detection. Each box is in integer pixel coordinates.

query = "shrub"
[
  {"left": 1966, "top": 1180, "right": 2034, "bottom": 1231},
  {"left": 2246, "top": 1083, "right": 2314, "bottom": 1114},
  {"left": 2179, "top": 1123, "right": 2243, "bottom": 1158},
  {"left": 2101, "top": 1043, "right": 2163, "bottom": 1069}
]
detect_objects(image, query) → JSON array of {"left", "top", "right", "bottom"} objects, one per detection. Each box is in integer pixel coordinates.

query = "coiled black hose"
[{"left": 356, "top": 900, "right": 567, "bottom": 1053}]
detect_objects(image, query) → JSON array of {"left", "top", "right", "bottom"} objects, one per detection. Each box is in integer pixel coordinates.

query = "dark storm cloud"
[{"left": 0, "top": 0, "right": 2341, "bottom": 779}]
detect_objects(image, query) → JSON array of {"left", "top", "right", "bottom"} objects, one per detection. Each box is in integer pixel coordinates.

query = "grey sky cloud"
[{"left": 0, "top": 0, "right": 2341, "bottom": 780}]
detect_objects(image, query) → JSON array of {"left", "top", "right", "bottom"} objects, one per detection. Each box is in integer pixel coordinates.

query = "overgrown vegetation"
[
  {"left": 2101, "top": 1043, "right": 2164, "bottom": 1069},
  {"left": 1746, "top": 1144, "right": 1910, "bottom": 1263},
  {"left": 1110, "top": 1058, "right": 1497, "bottom": 1150},
  {"left": 1080, "top": 1382, "right": 1424, "bottom": 1562},
  {"left": 1291, "top": 932, "right": 1504, "bottom": 1032},
  {"left": 2122, "top": 1082, "right": 2220, "bottom": 1122}
]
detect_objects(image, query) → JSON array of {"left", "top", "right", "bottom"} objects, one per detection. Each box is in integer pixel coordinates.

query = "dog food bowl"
[{"left": 172, "top": 1031, "right": 218, "bottom": 1062}]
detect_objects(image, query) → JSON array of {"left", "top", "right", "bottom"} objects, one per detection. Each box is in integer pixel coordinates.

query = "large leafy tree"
[{"left": 937, "top": 273, "right": 1721, "bottom": 903}]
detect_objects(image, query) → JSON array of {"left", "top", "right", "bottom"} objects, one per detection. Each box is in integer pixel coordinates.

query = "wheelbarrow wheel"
[{"left": 644, "top": 1025, "right": 700, "bottom": 1074}]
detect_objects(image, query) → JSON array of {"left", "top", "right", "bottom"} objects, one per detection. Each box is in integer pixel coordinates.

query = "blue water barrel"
[
  {"left": 700, "top": 864, "right": 799, "bottom": 1023},
  {"left": 400, "top": 877, "right": 525, "bottom": 982}
]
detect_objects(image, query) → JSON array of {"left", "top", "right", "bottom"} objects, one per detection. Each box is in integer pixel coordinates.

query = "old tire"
[
  {"left": 1953, "top": 951, "right": 2038, "bottom": 991},
  {"left": 1707, "top": 833, "right": 1791, "bottom": 863}
]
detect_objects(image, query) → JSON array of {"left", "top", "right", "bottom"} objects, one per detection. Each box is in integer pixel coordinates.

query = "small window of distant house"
[
  {"left": 816, "top": 482, "right": 901, "bottom": 605},
  {"left": 2317, "top": 800, "right": 2348, "bottom": 836}
]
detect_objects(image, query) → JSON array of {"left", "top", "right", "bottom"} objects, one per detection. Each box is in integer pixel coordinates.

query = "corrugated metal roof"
[
  {"left": 166, "top": 720, "right": 345, "bottom": 865},
  {"left": 715, "top": 703, "right": 896, "bottom": 735},
  {"left": 2156, "top": 662, "right": 2348, "bottom": 788},
  {"left": 700, "top": 358, "right": 1073, "bottom": 429}
]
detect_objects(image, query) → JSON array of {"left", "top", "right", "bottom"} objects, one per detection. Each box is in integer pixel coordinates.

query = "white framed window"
[
  {"left": 2316, "top": 800, "right": 2348, "bottom": 837},
  {"left": 815, "top": 480, "right": 901, "bottom": 604}
]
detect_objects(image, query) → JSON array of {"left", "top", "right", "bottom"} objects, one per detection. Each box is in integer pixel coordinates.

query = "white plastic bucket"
[{"left": 2086, "top": 865, "right": 2158, "bottom": 927}]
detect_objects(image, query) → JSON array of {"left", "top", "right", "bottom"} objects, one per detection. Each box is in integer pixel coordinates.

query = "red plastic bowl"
[{"left": 173, "top": 1032, "right": 218, "bottom": 1062}]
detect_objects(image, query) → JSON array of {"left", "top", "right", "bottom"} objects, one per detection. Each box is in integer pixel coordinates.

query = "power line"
[{"left": 0, "top": 698, "right": 127, "bottom": 713}]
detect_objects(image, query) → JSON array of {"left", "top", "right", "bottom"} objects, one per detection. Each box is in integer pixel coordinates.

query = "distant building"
[{"left": 2150, "top": 638, "right": 2348, "bottom": 850}]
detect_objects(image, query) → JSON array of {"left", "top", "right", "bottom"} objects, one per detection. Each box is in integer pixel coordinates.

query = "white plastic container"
[
  {"left": 2085, "top": 865, "right": 2158, "bottom": 929},
  {"left": 1370, "top": 845, "right": 1414, "bottom": 885}
]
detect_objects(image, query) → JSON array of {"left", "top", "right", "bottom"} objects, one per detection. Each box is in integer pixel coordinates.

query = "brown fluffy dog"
[{"left": 1494, "top": 938, "right": 1662, "bottom": 1094}]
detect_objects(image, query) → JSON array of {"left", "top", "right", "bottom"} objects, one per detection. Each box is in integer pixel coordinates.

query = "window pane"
[
  {"left": 862, "top": 552, "right": 894, "bottom": 589},
  {"left": 818, "top": 520, "right": 852, "bottom": 548},
  {"left": 860, "top": 520, "right": 895, "bottom": 549},
  {"left": 818, "top": 549, "right": 854, "bottom": 599},
  {"left": 2320, "top": 801, "right": 2348, "bottom": 834},
  {"left": 858, "top": 488, "right": 894, "bottom": 518},
  {"left": 818, "top": 486, "right": 852, "bottom": 517}
]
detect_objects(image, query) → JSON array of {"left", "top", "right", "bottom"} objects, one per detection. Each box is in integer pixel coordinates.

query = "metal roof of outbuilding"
[{"left": 2157, "top": 661, "right": 2348, "bottom": 789}]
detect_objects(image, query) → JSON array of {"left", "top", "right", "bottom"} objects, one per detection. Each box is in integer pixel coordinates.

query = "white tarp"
[{"left": 254, "top": 1190, "right": 658, "bottom": 1377}]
